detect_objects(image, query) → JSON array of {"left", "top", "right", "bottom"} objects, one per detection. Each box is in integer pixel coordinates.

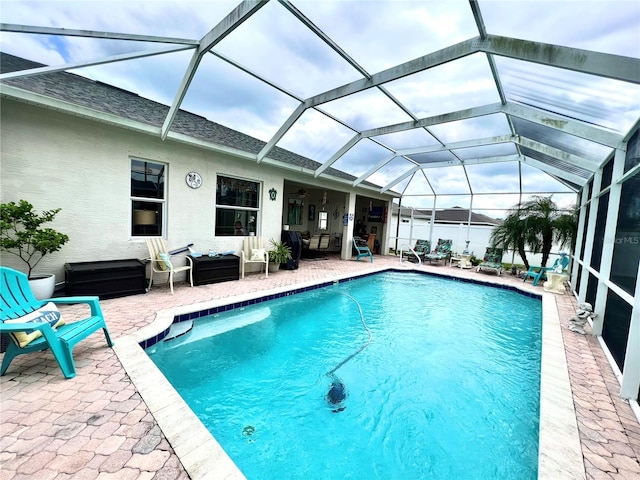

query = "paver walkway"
[
  {"left": 1, "top": 255, "right": 638, "bottom": 479},
  {"left": 555, "top": 293, "right": 640, "bottom": 479}
]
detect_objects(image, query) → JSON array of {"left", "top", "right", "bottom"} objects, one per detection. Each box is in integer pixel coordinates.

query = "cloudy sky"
[{"left": 2, "top": 0, "right": 639, "bottom": 214}]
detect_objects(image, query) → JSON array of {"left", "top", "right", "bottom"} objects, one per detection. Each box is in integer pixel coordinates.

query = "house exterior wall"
[
  {"left": 0, "top": 100, "right": 274, "bottom": 279},
  {"left": 0, "top": 99, "right": 395, "bottom": 282}
]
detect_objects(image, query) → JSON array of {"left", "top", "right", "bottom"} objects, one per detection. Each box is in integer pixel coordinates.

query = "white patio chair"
[
  {"left": 240, "top": 236, "right": 269, "bottom": 279},
  {"left": 145, "top": 238, "right": 194, "bottom": 294}
]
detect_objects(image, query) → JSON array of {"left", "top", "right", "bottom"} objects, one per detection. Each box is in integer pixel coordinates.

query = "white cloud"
[
  {"left": 481, "top": 0, "right": 640, "bottom": 57},
  {"left": 277, "top": 109, "right": 355, "bottom": 162},
  {"left": 1, "top": 0, "right": 635, "bottom": 208},
  {"left": 320, "top": 87, "right": 414, "bottom": 131}
]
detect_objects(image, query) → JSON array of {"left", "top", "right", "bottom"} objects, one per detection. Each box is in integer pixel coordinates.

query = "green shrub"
[{"left": 0, "top": 200, "right": 69, "bottom": 278}]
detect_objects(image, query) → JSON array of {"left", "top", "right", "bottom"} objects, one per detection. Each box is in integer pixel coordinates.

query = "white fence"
[{"left": 389, "top": 221, "right": 566, "bottom": 267}]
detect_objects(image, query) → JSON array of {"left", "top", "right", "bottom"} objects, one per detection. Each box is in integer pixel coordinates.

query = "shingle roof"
[
  {"left": 435, "top": 207, "right": 500, "bottom": 226},
  {"left": 393, "top": 204, "right": 500, "bottom": 226},
  {"left": 0, "top": 52, "right": 377, "bottom": 188}
]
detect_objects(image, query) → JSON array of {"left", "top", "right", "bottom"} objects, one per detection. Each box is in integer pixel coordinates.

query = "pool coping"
[{"left": 113, "top": 265, "right": 585, "bottom": 480}]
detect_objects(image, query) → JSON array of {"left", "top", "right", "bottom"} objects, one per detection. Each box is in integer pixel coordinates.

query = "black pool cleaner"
[
  {"left": 326, "top": 373, "right": 347, "bottom": 413},
  {"left": 325, "top": 293, "right": 373, "bottom": 412}
]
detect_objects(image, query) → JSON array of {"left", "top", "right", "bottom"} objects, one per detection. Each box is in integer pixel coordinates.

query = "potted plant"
[
  {"left": 0, "top": 199, "right": 69, "bottom": 299},
  {"left": 268, "top": 238, "right": 292, "bottom": 273}
]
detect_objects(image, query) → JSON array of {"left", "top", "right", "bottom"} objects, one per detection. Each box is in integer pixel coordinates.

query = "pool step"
[
  {"left": 165, "top": 320, "right": 194, "bottom": 341},
  {"left": 162, "top": 307, "right": 272, "bottom": 349}
]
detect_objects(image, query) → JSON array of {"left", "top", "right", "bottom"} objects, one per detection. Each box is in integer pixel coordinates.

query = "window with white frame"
[
  {"left": 318, "top": 211, "right": 328, "bottom": 230},
  {"left": 215, "top": 175, "right": 260, "bottom": 236},
  {"left": 131, "top": 159, "right": 166, "bottom": 237}
]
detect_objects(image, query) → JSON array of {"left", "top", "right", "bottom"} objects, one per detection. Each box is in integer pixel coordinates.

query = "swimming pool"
[{"left": 147, "top": 271, "right": 542, "bottom": 479}]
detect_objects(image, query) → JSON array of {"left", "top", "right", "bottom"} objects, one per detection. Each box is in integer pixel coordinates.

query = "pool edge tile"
[
  {"left": 119, "top": 266, "right": 585, "bottom": 479},
  {"left": 538, "top": 294, "right": 586, "bottom": 480},
  {"left": 113, "top": 336, "right": 244, "bottom": 480}
]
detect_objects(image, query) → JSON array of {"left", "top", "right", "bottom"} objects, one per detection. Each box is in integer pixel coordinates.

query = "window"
[
  {"left": 215, "top": 175, "right": 260, "bottom": 236},
  {"left": 318, "top": 211, "right": 328, "bottom": 230},
  {"left": 131, "top": 159, "right": 166, "bottom": 237}
]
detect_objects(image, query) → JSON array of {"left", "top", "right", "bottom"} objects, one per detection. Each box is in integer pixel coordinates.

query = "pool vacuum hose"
[{"left": 325, "top": 293, "right": 373, "bottom": 412}]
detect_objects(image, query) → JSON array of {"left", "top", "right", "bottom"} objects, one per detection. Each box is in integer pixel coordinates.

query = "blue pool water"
[{"left": 147, "top": 271, "right": 542, "bottom": 479}]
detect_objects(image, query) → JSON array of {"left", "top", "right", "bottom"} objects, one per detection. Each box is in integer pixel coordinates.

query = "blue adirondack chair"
[
  {"left": 0, "top": 267, "right": 114, "bottom": 379},
  {"left": 352, "top": 237, "right": 373, "bottom": 262},
  {"left": 523, "top": 253, "right": 570, "bottom": 286}
]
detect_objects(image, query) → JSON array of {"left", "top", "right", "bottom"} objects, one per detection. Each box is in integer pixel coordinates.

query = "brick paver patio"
[{"left": 1, "top": 255, "right": 638, "bottom": 479}]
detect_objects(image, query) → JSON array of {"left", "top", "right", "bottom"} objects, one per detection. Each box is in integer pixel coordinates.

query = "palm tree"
[
  {"left": 490, "top": 209, "right": 536, "bottom": 270},
  {"left": 519, "top": 196, "right": 577, "bottom": 267},
  {"left": 490, "top": 196, "right": 577, "bottom": 269}
]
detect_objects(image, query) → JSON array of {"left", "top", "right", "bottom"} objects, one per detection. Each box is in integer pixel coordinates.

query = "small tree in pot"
[
  {"left": 268, "top": 238, "right": 292, "bottom": 273},
  {"left": 0, "top": 199, "right": 69, "bottom": 298}
]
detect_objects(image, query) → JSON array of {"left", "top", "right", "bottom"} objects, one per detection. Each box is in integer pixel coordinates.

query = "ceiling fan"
[{"left": 297, "top": 187, "right": 307, "bottom": 198}]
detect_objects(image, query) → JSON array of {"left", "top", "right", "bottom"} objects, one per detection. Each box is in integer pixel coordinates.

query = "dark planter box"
[
  {"left": 65, "top": 259, "right": 146, "bottom": 299},
  {"left": 190, "top": 254, "right": 239, "bottom": 286}
]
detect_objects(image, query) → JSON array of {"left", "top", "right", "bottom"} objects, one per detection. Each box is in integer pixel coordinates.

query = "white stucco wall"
[
  {"left": 1, "top": 99, "right": 396, "bottom": 282},
  {"left": 0, "top": 101, "right": 264, "bottom": 278}
]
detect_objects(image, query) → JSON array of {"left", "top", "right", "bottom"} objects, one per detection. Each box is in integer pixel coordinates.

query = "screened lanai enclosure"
[{"left": 1, "top": 1, "right": 639, "bottom": 402}]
